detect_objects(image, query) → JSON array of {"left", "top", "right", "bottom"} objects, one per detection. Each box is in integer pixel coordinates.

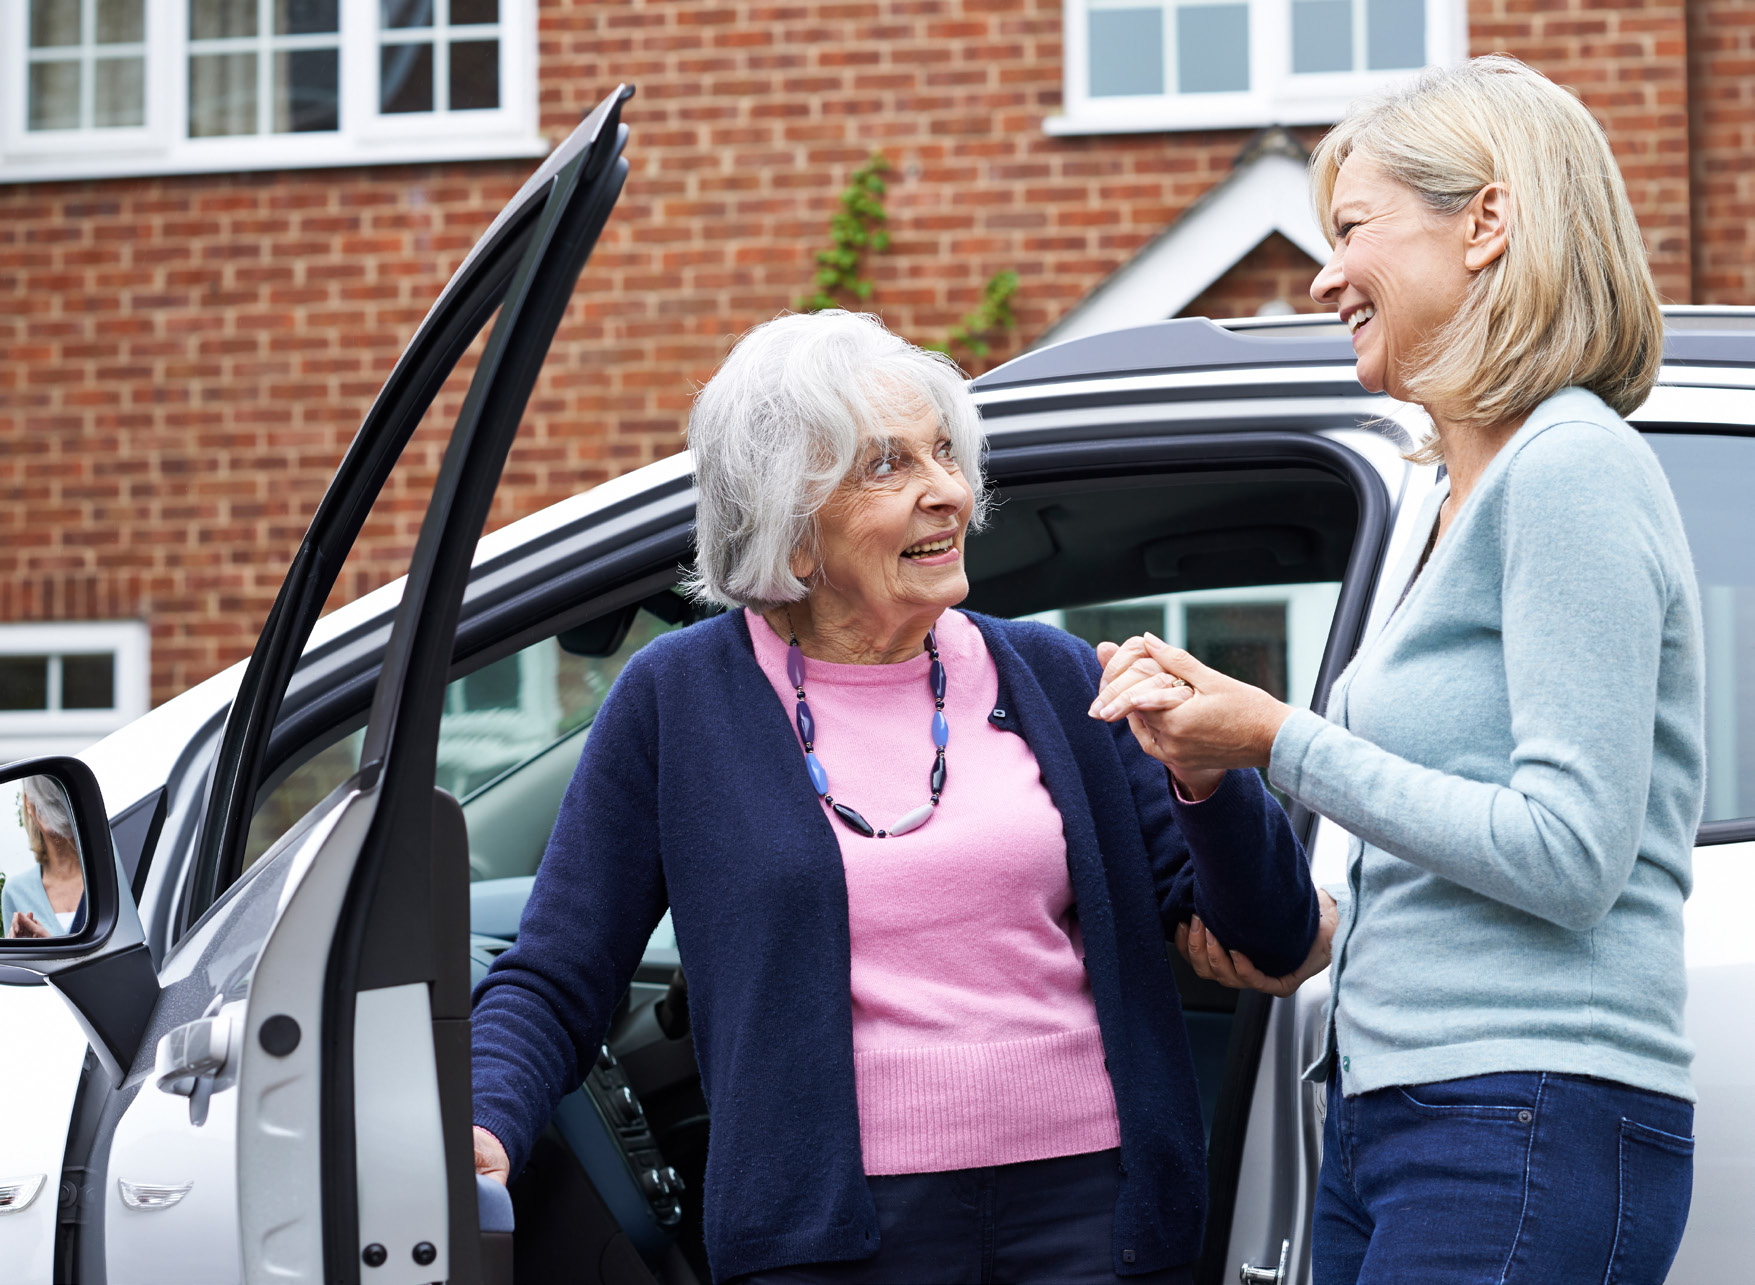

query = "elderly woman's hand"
[
  {"left": 1176, "top": 889, "right": 1339, "bottom": 998},
  {"left": 474, "top": 1125, "right": 510, "bottom": 1186},
  {"left": 1089, "top": 634, "right": 1292, "bottom": 774}
]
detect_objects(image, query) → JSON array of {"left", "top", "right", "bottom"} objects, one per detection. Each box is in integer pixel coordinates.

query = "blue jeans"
[
  {"left": 1315, "top": 1071, "right": 1694, "bottom": 1285},
  {"left": 729, "top": 1148, "right": 1193, "bottom": 1285}
]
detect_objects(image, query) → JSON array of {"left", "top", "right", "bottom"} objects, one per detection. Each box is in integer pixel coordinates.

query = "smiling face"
[
  {"left": 800, "top": 400, "right": 975, "bottom": 652},
  {"left": 1310, "top": 153, "right": 1479, "bottom": 402}
]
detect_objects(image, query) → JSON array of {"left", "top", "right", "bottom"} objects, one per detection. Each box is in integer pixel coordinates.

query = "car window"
[
  {"left": 1645, "top": 431, "right": 1755, "bottom": 828},
  {"left": 241, "top": 598, "right": 689, "bottom": 872}
]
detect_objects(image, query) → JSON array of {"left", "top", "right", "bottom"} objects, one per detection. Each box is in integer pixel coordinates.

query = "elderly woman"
[
  {"left": 470, "top": 310, "right": 1319, "bottom": 1283},
  {"left": 5, "top": 776, "right": 86, "bottom": 938},
  {"left": 1093, "top": 58, "right": 1702, "bottom": 1284}
]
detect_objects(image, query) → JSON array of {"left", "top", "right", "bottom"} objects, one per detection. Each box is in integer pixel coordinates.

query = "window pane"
[
  {"left": 0, "top": 657, "right": 51, "bottom": 711},
  {"left": 1061, "top": 605, "right": 1165, "bottom": 649},
  {"left": 450, "top": 39, "right": 499, "bottom": 110},
  {"left": 451, "top": 0, "right": 497, "bottom": 23},
  {"left": 1177, "top": 4, "right": 1249, "bottom": 94},
  {"left": 28, "top": 61, "right": 81, "bottom": 130},
  {"left": 276, "top": 0, "right": 339, "bottom": 35},
  {"left": 380, "top": 41, "right": 434, "bottom": 112},
  {"left": 96, "top": 0, "right": 145, "bottom": 43},
  {"left": 1088, "top": 7, "right": 1164, "bottom": 98},
  {"left": 1293, "top": 0, "right": 1352, "bottom": 73},
  {"left": 1366, "top": 0, "right": 1424, "bottom": 70},
  {"left": 29, "top": 0, "right": 81, "bottom": 47},
  {"left": 244, "top": 730, "right": 365, "bottom": 870},
  {"left": 1646, "top": 433, "right": 1755, "bottom": 823},
  {"left": 191, "top": 0, "right": 258, "bottom": 38},
  {"left": 461, "top": 656, "right": 521, "bottom": 711},
  {"left": 382, "top": 0, "right": 434, "bottom": 28},
  {"left": 1184, "top": 603, "right": 1288, "bottom": 699},
  {"left": 93, "top": 56, "right": 146, "bottom": 126},
  {"left": 447, "top": 610, "right": 687, "bottom": 872},
  {"left": 189, "top": 52, "right": 259, "bottom": 136},
  {"left": 274, "top": 48, "right": 339, "bottom": 131},
  {"left": 60, "top": 654, "right": 116, "bottom": 710}
]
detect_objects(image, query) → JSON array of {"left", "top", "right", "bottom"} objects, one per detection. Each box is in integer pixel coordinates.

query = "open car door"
[
  {"left": 220, "top": 86, "right": 633, "bottom": 1285},
  {"left": 20, "top": 86, "right": 633, "bottom": 1285}
]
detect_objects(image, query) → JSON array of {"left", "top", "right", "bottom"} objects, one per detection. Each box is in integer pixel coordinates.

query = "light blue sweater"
[{"left": 1270, "top": 387, "right": 1705, "bottom": 1102}]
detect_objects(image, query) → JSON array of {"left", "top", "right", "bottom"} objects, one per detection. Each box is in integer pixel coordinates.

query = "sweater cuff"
[
  {"left": 1171, "top": 768, "right": 1225, "bottom": 804},
  {"left": 472, "top": 1108, "right": 532, "bottom": 1180},
  {"left": 1166, "top": 762, "right": 1254, "bottom": 827},
  {"left": 1268, "top": 707, "right": 1329, "bottom": 799}
]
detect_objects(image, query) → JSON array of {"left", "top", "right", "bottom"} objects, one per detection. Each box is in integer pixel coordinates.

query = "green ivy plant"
[
  {"left": 798, "top": 152, "right": 1021, "bottom": 366},
  {"left": 796, "top": 153, "right": 892, "bottom": 313},
  {"left": 923, "top": 270, "right": 1019, "bottom": 362}
]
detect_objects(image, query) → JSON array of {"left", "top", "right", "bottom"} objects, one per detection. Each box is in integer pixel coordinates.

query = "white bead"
[{"left": 887, "top": 803, "right": 934, "bottom": 836}]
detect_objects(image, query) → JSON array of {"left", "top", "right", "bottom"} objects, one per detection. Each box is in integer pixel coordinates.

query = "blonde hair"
[{"left": 1311, "top": 55, "right": 1663, "bottom": 439}]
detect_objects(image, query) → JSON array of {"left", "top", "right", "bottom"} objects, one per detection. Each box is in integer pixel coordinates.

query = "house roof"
[{"left": 1040, "top": 127, "right": 1328, "bottom": 346}]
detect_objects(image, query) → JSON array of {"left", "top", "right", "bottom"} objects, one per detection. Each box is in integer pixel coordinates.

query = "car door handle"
[
  {"left": 1240, "top": 1239, "right": 1290, "bottom": 1285},
  {"left": 154, "top": 1015, "right": 236, "bottom": 1126}
]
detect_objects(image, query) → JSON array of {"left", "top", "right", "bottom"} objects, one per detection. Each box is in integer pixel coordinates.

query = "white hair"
[
  {"left": 21, "top": 776, "right": 74, "bottom": 840},
  {"left": 685, "top": 310, "right": 989, "bottom": 609}
]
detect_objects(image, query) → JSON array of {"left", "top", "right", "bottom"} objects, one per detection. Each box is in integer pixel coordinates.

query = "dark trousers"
[
  {"left": 1314, "top": 1071, "right": 1695, "bottom": 1285},
  {"left": 730, "top": 1148, "right": 1194, "bottom": 1285}
]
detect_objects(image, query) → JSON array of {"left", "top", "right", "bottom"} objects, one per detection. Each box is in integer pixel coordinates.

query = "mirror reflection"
[{"left": 0, "top": 776, "right": 87, "bottom": 939}]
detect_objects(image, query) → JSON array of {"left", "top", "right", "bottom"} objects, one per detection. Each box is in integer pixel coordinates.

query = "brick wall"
[
  {"left": 1469, "top": 0, "right": 1693, "bottom": 302},
  {"left": 1687, "top": 0, "right": 1755, "bottom": 301},
  {"left": 0, "top": 0, "right": 1743, "bottom": 706},
  {"left": 1177, "top": 233, "right": 1326, "bottom": 320}
]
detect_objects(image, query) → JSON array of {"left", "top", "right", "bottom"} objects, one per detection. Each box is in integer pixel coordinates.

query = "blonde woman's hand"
[
  {"left": 1090, "top": 633, "right": 1292, "bottom": 773},
  {"left": 1174, "top": 890, "right": 1339, "bottom": 998},
  {"left": 1094, "top": 638, "right": 1224, "bottom": 799},
  {"left": 474, "top": 1125, "right": 510, "bottom": 1186}
]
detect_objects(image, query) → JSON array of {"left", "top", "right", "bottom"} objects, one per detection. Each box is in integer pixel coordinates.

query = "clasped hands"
[{"left": 1089, "top": 632, "right": 1337, "bottom": 997}]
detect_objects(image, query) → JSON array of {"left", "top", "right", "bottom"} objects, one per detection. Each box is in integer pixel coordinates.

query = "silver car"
[{"left": 1, "top": 87, "right": 1749, "bottom": 1285}]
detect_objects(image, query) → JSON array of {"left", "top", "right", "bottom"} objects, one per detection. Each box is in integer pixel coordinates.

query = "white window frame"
[
  {"left": 0, "top": 0, "right": 544, "bottom": 184},
  {"left": 1048, "top": 0, "right": 1467, "bottom": 135},
  {"left": 0, "top": 620, "right": 151, "bottom": 760}
]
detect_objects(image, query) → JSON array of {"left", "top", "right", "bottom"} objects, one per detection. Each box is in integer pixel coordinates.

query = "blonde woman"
[
  {"left": 1091, "top": 58, "right": 1702, "bottom": 1283},
  {"left": 5, "top": 777, "right": 86, "bottom": 938}
]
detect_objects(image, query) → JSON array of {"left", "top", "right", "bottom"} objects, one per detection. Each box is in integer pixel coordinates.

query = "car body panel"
[{"left": 0, "top": 986, "right": 88, "bottom": 1281}]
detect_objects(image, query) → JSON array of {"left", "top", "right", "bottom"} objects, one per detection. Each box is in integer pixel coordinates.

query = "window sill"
[
  {"left": 1044, "top": 99, "right": 1353, "bottom": 136},
  {"left": 0, "top": 130, "right": 552, "bottom": 186}
]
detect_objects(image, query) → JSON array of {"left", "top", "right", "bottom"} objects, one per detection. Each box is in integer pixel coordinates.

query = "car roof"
[{"left": 971, "top": 306, "right": 1755, "bottom": 393}]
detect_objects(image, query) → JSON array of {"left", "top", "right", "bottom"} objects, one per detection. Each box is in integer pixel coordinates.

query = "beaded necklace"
[{"left": 786, "top": 628, "right": 947, "bottom": 838}]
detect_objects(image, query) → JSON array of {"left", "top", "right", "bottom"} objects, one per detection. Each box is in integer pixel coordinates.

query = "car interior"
[{"left": 234, "top": 461, "right": 1362, "bottom": 1284}]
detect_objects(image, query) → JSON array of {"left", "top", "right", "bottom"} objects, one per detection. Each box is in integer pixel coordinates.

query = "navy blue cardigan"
[{"left": 471, "top": 610, "right": 1317, "bottom": 1281}]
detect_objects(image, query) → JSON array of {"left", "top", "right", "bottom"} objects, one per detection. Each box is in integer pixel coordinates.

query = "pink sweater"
[{"left": 746, "top": 608, "right": 1121, "bottom": 1175}]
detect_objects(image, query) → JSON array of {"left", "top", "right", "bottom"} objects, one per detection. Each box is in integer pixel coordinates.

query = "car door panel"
[
  {"left": 104, "top": 1000, "right": 245, "bottom": 1284},
  {"left": 83, "top": 787, "right": 304, "bottom": 1284}
]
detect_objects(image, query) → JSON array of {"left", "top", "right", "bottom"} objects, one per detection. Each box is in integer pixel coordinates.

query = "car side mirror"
[{"left": 0, "top": 758, "right": 158, "bottom": 1085}]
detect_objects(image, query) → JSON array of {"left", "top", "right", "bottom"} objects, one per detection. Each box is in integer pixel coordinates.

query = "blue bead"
[
  {"left": 786, "top": 642, "right": 806, "bottom": 689},
  {"left": 805, "top": 751, "right": 829, "bottom": 795},
  {"left": 929, "top": 659, "right": 946, "bottom": 701},
  {"left": 932, "top": 710, "right": 949, "bottom": 748},
  {"left": 930, "top": 751, "right": 946, "bottom": 796},
  {"left": 795, "top": 700, "right": 815, "bottom": 745}
]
